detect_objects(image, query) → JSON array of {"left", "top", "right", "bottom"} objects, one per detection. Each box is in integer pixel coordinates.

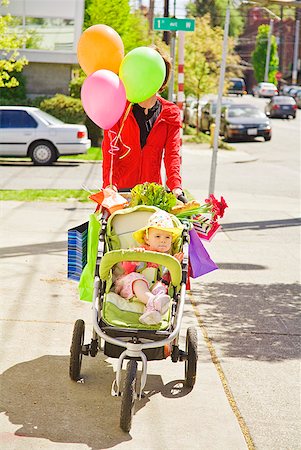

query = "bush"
[
  {"left": 0, "top": 96, "right": 48, "bottom": 107},
  {"left": 39, "top": 94, "right": 86, "bottom": 124},
  {"left": 0, "top": 72, "right": 27, "bottom": 100},
  {"left": 69, "top": 74, "right": 85, "bottom": 99}
]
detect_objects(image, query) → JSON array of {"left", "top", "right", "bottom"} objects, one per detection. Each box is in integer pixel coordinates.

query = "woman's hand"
[
  {"left": 174, "top": 252, "right": 184, "bottom": 262},
  {"left": 172, "top": 188, "right": 183, "bottom": 198}
]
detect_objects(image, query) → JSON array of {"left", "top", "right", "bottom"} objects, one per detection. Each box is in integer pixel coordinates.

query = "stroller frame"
[{"left": 70, "top": 204, "right": 198, "bottom": 432}]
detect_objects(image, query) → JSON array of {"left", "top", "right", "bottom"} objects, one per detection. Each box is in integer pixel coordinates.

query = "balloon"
[
  {"left": 77, "top": 24, "right": 124, "bottom": 75},
  {"left": 119, "top": 47, "right": 166, "bottom": 103},
  {"left": 81, "top": 70, "right": 126, "bottom": 130}
]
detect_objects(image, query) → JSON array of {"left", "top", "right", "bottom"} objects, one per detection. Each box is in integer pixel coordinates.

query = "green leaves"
[{"left": 129, "top": 183, "right": 177, "bottom": 212}]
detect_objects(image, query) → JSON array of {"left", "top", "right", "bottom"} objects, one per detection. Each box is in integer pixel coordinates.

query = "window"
[
  {"left": 0, "top": 110, "right": 38, "bottom": 128},
  {"left": 11, "top": 16, "right": 75, "bottom": 51}
]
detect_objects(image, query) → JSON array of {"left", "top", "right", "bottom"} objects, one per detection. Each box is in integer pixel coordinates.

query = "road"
[
  {"left": 182, "top": 96, "right": 300, "bottom": 450},
  {"left": 0, "top": 96, "right": 300, "bottom": 449}
]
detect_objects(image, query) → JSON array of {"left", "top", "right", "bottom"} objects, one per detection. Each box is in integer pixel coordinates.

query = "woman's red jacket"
[{"left": 101, "top": 96, "right": 182, "bottom": 192}]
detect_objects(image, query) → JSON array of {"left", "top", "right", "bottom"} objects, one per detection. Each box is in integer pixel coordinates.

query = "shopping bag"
[
  {"left": 188, "top": 228, "right": 218, "bottom": 278},
  {"left": 78, "top": 213, "right": 101, "bottom": 302},
  {"left": 193, "top": 218, "right": 221, "bottom": 241},
  {"left": 67, "top": 222, "right": 88, "bottom": 281}
]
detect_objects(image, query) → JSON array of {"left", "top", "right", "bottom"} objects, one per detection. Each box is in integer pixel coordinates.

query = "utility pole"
[
  {"left": 292, "top": 2, "right": 301, "bottom": 84},
  {"left": 163, "top": 0, "right": 170, "bottom": 45},
  {"left": 279, "top": 6, "right": 284, "bottom": 75},
  {"left": 148, "top": 0, "right": 155, "bottom": 31},
  {"left": 264, "top": 19, "right": 274, "bottom": 81},
  {"left": 208, "top": 3, "right": 231, "bottom": 196}
]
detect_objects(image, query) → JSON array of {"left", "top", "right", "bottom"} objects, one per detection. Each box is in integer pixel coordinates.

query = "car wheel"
[
  {"left": 29, "top": 141, "right": 58, "bottom": 165},
  {"left": 264, "top": 136, "right": 271, "bottom": 141}
]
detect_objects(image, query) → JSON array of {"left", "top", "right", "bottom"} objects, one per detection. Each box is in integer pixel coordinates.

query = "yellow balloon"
[{"left": 77, "top": 24, "right": 124, "bottom": 75}]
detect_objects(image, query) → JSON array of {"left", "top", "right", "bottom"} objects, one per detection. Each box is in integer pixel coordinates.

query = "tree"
[
  {"left": 84, "top": 0, "right": 150, "bottom": 54},
  {"left": 184, "top": 15, "right": 242, "bottom": 101},
  {"left": 186, "top": 0, "right": 244, "bottom": 37},
  {"left": 0, "top": 0, "right": 28, "bottom": 88},
  {"left": 251, "top": 24, "right": 279, "bottom": 84}
]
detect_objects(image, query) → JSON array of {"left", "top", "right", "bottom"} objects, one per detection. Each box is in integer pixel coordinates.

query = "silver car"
[
  {"left": 0, "top": 106, "right": 91, "bottom": 165},
  {"left": 252, "top": 82, "right": 278, "bottom": 98}
]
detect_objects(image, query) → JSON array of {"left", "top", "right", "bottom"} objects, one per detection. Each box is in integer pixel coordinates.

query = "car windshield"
[
  {"left": 230, "top": 80, "right": 243, "bottom": 88},
  {"left": 273, "top": 96, "right": 295, "bottom": 104},
  {"left": 34, "top": 109, "right": 64, "bottom": 125},
  {"left": 211, "top": 102, "right": 232, "bottom": 114},
  {"left": 228, "top": 107, "right": 266, "bottom": 118},
  {"left": 261, "top": 83, "right": 276, "bottom": 89}
]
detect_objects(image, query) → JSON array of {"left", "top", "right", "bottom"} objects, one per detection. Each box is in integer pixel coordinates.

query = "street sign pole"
[
  {"left": 168, "top": 31, "right": 176, "bottom": 101},
  {"left": 208, "top": 4, "right": 230, "bottom": 196}
]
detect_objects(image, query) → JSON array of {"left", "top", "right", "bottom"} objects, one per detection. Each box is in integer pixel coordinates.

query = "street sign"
[{"left": 153, "top": 17, "right": 195, "bottom": 32}]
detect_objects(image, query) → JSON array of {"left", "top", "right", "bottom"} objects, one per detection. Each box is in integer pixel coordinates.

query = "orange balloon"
[{"left": 77, "top": 24, "right": 124, "bottom": 75}]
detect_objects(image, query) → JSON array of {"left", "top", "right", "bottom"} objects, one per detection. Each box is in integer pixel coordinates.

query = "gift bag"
[
  {"left": 67, "top": 222, "right": 88, "bottom": 281},
  {"left": 78, "top": 213, "right": 101, "bottom": 302},
  {"left": 189, "top": 228, "right": 218, "bottom": 278}
]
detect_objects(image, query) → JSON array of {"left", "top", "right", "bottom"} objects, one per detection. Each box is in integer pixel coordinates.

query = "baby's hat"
[{"left": 133, "top": 210, "right": 183, "bottom": 244}]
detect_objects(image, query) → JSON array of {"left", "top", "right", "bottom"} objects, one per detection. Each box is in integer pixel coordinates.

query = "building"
[
  {"left": 0, "top": 0, "right": 85, "bottom": 96},
  {"left": 236, "top": 7, "right": 301, "bottom": 90}
]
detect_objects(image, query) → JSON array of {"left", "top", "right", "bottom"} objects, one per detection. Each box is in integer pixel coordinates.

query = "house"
[
  {"left": 236, "top": 7, "right": 301, "bottom": 90},
  {"left": 0, "top": 0, "right": 85, "bottom": 97}
]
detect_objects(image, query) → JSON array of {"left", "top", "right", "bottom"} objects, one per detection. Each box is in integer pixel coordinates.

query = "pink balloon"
[{"left": 81, "top": 69, "right": 126, "bottom": 130}]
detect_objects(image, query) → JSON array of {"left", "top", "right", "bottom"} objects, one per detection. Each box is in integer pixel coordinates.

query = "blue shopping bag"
[{"left": 67, "top": 222, "right": 88, "bottom": 281}]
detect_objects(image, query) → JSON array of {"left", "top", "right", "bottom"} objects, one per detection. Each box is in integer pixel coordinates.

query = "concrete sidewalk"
[{"left": 0, "top": 200, "right": 250, "bottom": 450}]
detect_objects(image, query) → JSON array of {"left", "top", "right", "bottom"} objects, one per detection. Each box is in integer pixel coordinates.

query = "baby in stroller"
[{"left": 112, "top": 210, "right": 183, "bottom": 325}]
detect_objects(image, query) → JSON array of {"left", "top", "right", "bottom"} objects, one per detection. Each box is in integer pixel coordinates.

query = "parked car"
[
  {"left": 252, "top": 82, "right": 278, "bottom": 98},
  {"left": 265, "top": 96, "right": 297, "bottom": 119},
  {"left": 287, "top": 86, "right": 301, "bottom": 99},
  {"left": 220, "top": 104, "right": 272, "bottom": 142},
  {"left": 227, "top": 78, "right": 247, "bottom": 96},
  {"left": 281, "top": 84, "right": 299, "bottom": 95},
  {"left": 296, "top": 91, "right": 301, "bottom": 109},
  {"left": 184, "top": 99, "right": 208, "bottom": 128},
  {"left": 0, "top": 106, "right": 91, "bottom": 165},
  {"left": 199, "top": 98, "right": 233, "bottom": 133}
]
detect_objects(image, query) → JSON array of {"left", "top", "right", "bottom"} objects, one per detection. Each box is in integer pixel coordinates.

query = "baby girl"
[{"left": 113, "top": 210, "right": 183, "bottom": 325}]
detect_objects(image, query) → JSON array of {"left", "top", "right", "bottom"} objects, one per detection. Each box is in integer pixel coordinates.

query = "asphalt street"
[{"left": 0, "top": 96, "right": 300, "bottom": 449}]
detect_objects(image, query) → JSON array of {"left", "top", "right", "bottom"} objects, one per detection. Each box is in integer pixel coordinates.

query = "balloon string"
[{"left": 108, "top": 102, "right": 133, "bottom": 188}]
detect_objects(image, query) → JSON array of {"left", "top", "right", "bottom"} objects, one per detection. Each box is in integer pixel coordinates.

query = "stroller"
[{"left": 69, "top": 203, "right": 198, "bottom": 432}]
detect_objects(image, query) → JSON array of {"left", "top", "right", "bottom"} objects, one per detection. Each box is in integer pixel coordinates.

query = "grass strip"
[
  {"left": 59, "top": 146, "right": 102, "bottom": 161},
  {"left": 0, "top": 147, "right": 102, "bottom": 163},
  {"left": 0, "top": 189, "right": 91, "bottom": 202}
]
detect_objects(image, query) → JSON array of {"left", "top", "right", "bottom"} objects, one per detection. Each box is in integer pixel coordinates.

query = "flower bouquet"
[{"left": 171, "top": 194, "right": 228, "bottom": 241}]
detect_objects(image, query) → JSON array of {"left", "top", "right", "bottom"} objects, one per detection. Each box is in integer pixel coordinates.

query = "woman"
[{"left": 101, "top": 46, "right": 183, "bottom": 199}]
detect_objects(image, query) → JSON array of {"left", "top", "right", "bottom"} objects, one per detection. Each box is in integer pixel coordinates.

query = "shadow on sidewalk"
[
  {"left": 192, "top": 282, "right": 301, "bottom": 362},
  {"left": 222, "top": 217, "right": 301, "bottom": 232},
  {"left": 0, "top": 241, "right": 66, "bottom": 258},
  {"left": 0, "top": 355, "right": 191, "bottom": 448}
]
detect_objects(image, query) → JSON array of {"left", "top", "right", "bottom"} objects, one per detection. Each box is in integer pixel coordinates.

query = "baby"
[{"left": 113, "top": 210, "right": 183, "bottom": 325}]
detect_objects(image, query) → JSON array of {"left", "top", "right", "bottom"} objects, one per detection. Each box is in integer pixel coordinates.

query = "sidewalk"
[{"left": 0, "top": 200, "right": 249, "bottom": 450}]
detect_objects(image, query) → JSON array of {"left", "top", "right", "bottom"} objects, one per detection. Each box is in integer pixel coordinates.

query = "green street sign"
[{"left": 153, "top": 17, "right": 195, "bottom": 32}]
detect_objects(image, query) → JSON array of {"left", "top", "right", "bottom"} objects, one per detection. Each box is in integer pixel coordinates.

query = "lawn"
[
  {"left": 59, "top": 146, "right": 102, "bottom": 161},
  {"left": 0, "top": 189, "right": 91, "bottom": 202}
]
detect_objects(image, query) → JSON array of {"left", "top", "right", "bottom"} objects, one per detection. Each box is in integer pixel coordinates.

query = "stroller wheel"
[
  {"left": 69, "top": 319, "right": 85, "bottom": 381},
  {"left": 120, "top": 359, "right": 137, "bottom": 432},
  {"left": 185, "top": 326, "right": 198, "bottom": 388}
]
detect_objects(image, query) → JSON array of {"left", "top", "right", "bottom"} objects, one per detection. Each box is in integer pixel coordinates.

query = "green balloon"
[{"left": 119, "top": 47, "right": 166, "bottom": 103}]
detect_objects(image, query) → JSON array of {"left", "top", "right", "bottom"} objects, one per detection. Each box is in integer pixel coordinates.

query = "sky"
[{"left": 140, "top": 0, "right": 190, "bottom": 19}]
